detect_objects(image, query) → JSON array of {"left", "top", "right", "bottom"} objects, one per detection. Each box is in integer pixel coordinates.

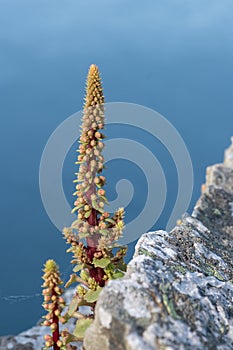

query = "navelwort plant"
[
  {"left": 42, "top": 260, "right": 65, "bottom": 350},
  {"left": 41, "top": 64, "right": 127, "bottom": 350}
]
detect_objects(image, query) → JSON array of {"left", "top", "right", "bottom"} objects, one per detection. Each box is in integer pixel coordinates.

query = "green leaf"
[
  {"left": 78, "top": 232, "right": 90, "bottom": 238},
  {"left": 65, "top": 274, "right": 78, "bottom": 288},
  {"left": 99, "top": 229, "right": 109, "bottom": 235},
  {"left": 84, "top": 210, "right": 91, "bottom": 218},
  {"left": 105, "top": 218, "right": 116, "bottom": 225},
  {"left": 71, "top": 206, "right": 79, "bottom": 213},
  {"left": 61, "top": 329, "right": 79, "bottom": 344},
  {"left": 112, "top": 270, "right": 125, "bottom": 279},
  {"left": 68, "top": 296, "right": 79, "bottom": 316},
  {"left": 83, "top": 184, "right": 91, "bottom": 192},
  {"left": 84, "top": 286, "right": 102, "bottom": 303},
  {"left": 92, "top": 200, "right": 104, "bottom": 213},
  {"left": 73, "top": 263, "right": 84, "bottom": 273},
  {"left": 71, "top": 219, "right": 83, "bottom": 227},
  {"left": 74, "top": 202, "right": 84, "bottom": 210},
  {"left": 91, "top": 200, "right": 98, "bottom": 209},
  {"left": 60, "top": 311, "right": 71, "bottom": 323},
  {"left": 73, "top": 318, "right": 93, "bottom": 339},
  {"left": 100, "top": 195, "right": 108, "bottom": 203},
  {"left": 93, "top": 258, "right": 111, "bottom": 268}
]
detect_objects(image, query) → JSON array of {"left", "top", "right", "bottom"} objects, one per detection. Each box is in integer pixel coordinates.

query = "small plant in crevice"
[{"left": 41, "top": 64, "right": 127, "bottom": 348}]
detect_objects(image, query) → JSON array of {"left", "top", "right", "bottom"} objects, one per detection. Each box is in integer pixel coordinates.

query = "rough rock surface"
[{"left": 83, "top": 139, "right": 233, "bottom": 350}]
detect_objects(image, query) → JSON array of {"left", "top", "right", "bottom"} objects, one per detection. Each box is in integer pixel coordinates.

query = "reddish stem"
[
  {"left": 52, "top": 289, "right": 60, "bottom": 350},
  {"left": 86, "top": 198, "right": 106, "bottom": 287},
  {"left": 84, "top": 139, "right": 106, "bottom": 287}
]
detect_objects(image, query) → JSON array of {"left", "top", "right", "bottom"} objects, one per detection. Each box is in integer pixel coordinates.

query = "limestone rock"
[{"left": 83, "top": 138, "right": 233, "bottom": 350}]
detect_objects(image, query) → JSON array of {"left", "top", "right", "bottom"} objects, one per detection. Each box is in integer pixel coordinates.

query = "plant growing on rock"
[
  {"left": 41, "top": 260, "right": 65, "bottom": 350},
  {"left": 41, "top": 64, "right": 127, "bottom": 348},
  {"left": 62, "top": 64, "right": 127, "bottom": 341}
]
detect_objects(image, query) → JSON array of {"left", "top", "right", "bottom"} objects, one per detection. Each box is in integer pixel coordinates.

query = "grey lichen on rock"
[{"left": 83, "top": 138, "right": 233, "bottom": 350}]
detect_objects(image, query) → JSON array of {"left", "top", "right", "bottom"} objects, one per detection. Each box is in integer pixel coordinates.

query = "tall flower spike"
[
  {"left": 42, "top": 260, "right": 65, "bottom": 350},
  {"left": 71, "top": 63, "right": 126, "bottom": 255},
  {"left": 72, "top": 64, "right": 107, "bottom": 249},
  {"left": 61, "top": 65, "right": 127, "bottom": 344}
]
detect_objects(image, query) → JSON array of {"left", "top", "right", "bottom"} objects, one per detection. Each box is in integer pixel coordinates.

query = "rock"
[
  {"left": 224, "top": 137, "right": 233, "bottom": 168},
  {"left": 83, "top": 138, "right": 233, "bottom": 350},
  {"left": 0, "top": 336, "right": 33, "bottom": 350}
]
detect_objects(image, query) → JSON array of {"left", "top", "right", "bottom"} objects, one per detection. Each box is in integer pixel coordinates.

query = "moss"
[
  {"left": 199, "top": 261, "right": 226, "bottom": 281},
  {"left": 138, "top": 248, "right": 155, "bottom": 259},
  {"left": 162, "top": 292, "right": 181, "bottom": 320},
  {"left": 213, "top": 208, "right": 222, "bottom": 216},
  {"left": 170, "top": 264, "right": 187, "bottom": 275},
  {"left": 159, "top": 284, "right": 181, "bottom": 320}
]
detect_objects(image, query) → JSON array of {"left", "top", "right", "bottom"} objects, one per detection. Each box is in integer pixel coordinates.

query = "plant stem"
[{"left": 52, "top": 289, "right": 60, "bottom": 350}]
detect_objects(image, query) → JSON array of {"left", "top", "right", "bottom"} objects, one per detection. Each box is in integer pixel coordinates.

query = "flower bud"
[
  {"left": 94, "top": 177, "right": 100, "bottom": 184},
  {"left": 57, "top": 340, "right": 63, "bottom": 347},
  {"left": 58, "top": 297, "right": 65, "bottom": 304},
  {"left": 59, "top": 316, "right": 66, "bottom": 324},
  {"left": 44, "top": 334, "right": 52, "bottom": 341},
  {"left": 97, "top": 141, "right": 104, "bottom": 149},
  {"left": 51, "top": 295, "right": 56, "bottom": 302},
  {"left": 98, "top": 189, "right": 105, "bottom": 196},
  {"left": 54, "top": 286, "right": 61, "bottom": 294},
  {"left": 50, "top": 322, "right": 57, "bottom": 331},
  {"left": 54, "top": 309, "right": 60, "bottom": 317},
  {"left": 95, "top": 131, "right": 101, "bottom": 138},
  {"left": 45, "top": 340, "right": 53, "bottom": 347}
]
